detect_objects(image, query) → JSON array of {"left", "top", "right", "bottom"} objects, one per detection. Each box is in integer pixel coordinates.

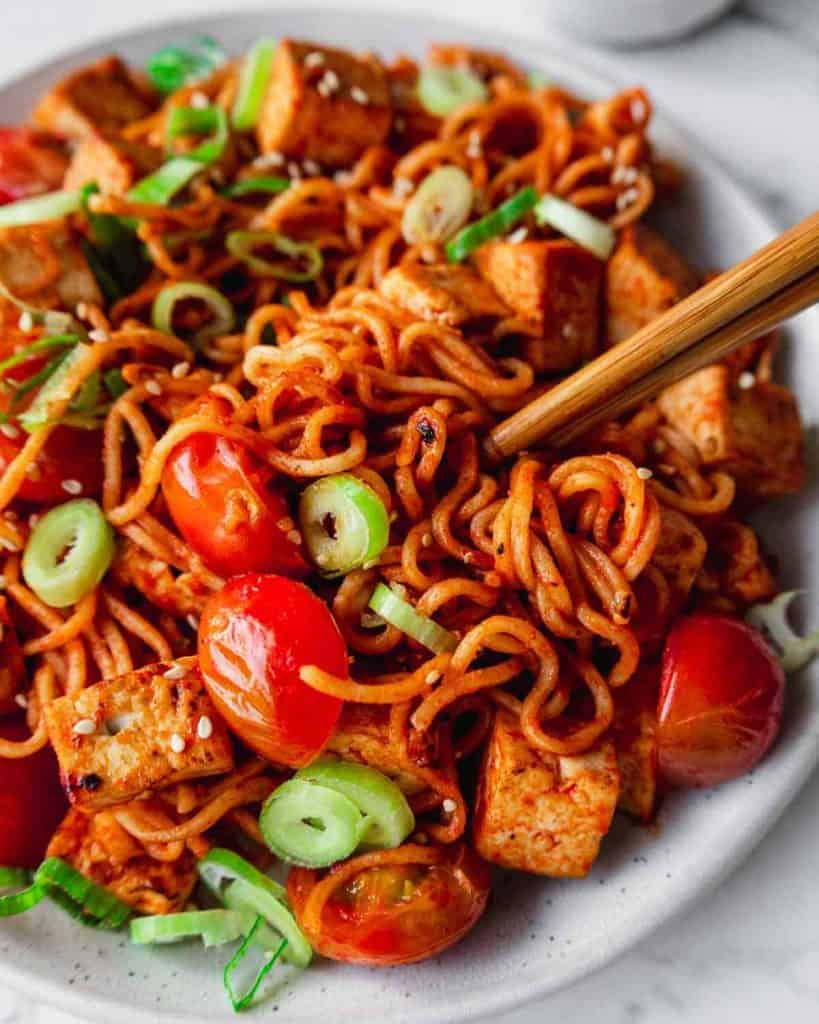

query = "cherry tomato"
[
  {"left": 657, "top": 613, "right": 785, "bottom": 787},
  {"left": 0, "top": 127, "right": 68, "bottom": 205},
  {"left": 161, "top": 396, "right": 308, "bottom": 579},
  {"left": 287, "top": 843, "right": 491, "bottom": 965},
  {"left": 0, "top": 715, "right": 68, "bottom": 868},
  {"left": 198, "top": 573, "right": 345, "bottom": 767},
  {"left": 0, "top": 332, "right": 102, "bottom": 503}
]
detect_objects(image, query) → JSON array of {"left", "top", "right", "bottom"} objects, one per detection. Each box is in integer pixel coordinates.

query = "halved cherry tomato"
[
  {"left": 0, "top": 127, "right": 68, "bottom": 205},
  {"left": 658, "top": 612, "right": 785, "bottom": 787},
  {"left": 0, "top": 715, "right": 68, "bottom": 868},
  {"left": 0, "top": 331, "right": 102, "bottom": 503},
  {"left": 287, "top": 843, "right": 491, "bottom": 965},
  {"left": 161, "top": 396, "right": 308, "bottom": 578},
  {"left": 198, "top": 573, "right": 345, "bottom": 767}
]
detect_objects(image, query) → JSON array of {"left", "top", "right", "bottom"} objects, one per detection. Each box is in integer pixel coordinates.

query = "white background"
[{"left": 0, "top": 2, "right": 817, "bottom": 1023}]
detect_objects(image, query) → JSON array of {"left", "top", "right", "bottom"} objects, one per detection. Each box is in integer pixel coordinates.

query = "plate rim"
[{"left": 0, "top": 7, "right": 815, "bottom": 1024}]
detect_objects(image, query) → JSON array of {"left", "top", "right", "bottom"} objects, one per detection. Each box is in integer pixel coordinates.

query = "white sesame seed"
[
  {"left": 190, "top": 90, "right": 210, "bottom": 110},
  {"left": 73, "top": 718, "right": 96, "bottom": 736},
  {"left": 302, "top": 159, "right": 321, "bottom": 176},
  {"left": 636, "top": 467, "right": 653, "bottom": 480},
  {"left": 0, "top": 538, "right": 18, "bottom": 552},
  {"left": 317, "top": 81, "right": 331, "bottom": 98},
  {"left": 17, "top": 312, "right": 33, "bottom": 332},
  {"left": 425, "top": 670, "right": 442, "bottom": 685},
  {"left": 163, "top": 664, "right": 188, "bottom": 680},
  {"left": 197, "top": 716, "right": 213, "bottom": 740},
  {"left": 186, "top": 614, "right": 200, "bottom": 632},
  {"left": 421, "top": 532, "right": 433, "bottom": 548},
  {"left": 286, "top": 529, "right": 302, "bottom": 545},
  {"left": 506, "top": 226, "right": 528, "bottom": 245},
  {"left": 145, "top": 380, "right": 162, "bottom": 396},
  {"left": 13, "top": 693, "right": 27, "bottom": 709},
  {"left": 442, "top": 798, "right": 457, "bottom": 813},
  {"left": 462, "top": 552, "right": 473, "bottom": 564},
  {"left": 170, "top": 733, "right": 186, "bottom": 753},
  {"left": 630, "top": 97, "right": 647, "bottom": 122},
  {"left": 287, "top": 161, "right": 303, "bottom": 179},
  {"left": 738, "top": 371, "right": 755, "bottom": 390},
  {"left": 253, "top": 151, "right": 285, "bottom": 169},
  {"left": 75, "top": 302, "right": 89, "bottom": 319},
  {"left": 61, "top": 478, "right": 83, "bottom": 495},
  {"left": 88, "top": 328, "right": 110, "bottom": 343},
  {"left": 0, "top": 423, "right": 19, "bottom": 439},
  {"left": 350, "top": 85, "right": 370, "bottom": 105},
  {"left": 323, "top": 70, "right": 340, "bottom": 91},
  {"left": 562, "top": 322, "right": 577, "bottom": 340},
  {"left": 601, "top": 146, "right": 614, "bottom": 163},
  {"left": 171, "top": 361, "right": 190, "bottom": 379},
  {"left": 465, "top": 130, "right": 482, "bottom": 159},
  {"left": 392, "top": 177, "right": 414, "bottom": 199},
  {"left": 333, "top": 170, "right": 352, "bottom": 186},
  {"left": 622, "top": 166, "right": 639, "bottom": 185},
  {"left": 611, "top": 165, "right": 627, "bottom": 185},
  {"left": 304, "top": 51, "right": 325, "bottom": 68}
]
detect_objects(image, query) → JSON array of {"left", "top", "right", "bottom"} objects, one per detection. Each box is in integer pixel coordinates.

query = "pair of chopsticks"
[{"left": 485, "top": 211, "right": 819, "bottom": 461}]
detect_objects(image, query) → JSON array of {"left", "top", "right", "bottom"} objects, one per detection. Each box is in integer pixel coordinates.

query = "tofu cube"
[
  {"left": 657, "top": 364, "right": 804, "bottom": 498},
  {"left": 474, "top": 239, "right": 602, "bottom": 371},
  {"left": 63, "top": 135, "right": 161, "bottom": 195},
  {"left": 605, "top": 224, "right": 697, "bottom": 345},
  {"left": 44, "top": 659, "right": 234, "bottom": 810},
  {"left": 0, "top": 223, "right": 102, "bottom": 311},
  {"left": 33, "top": 56, "right": 154, "bottom": 140},
  {"left": 379, "top": 263, "right": 509, "bottom": 326},
  {"left": 0, "top": 596, "right": 25, "bottom": 715},
  {"left": 47, "top": 807, "right": 197, "bottom": 914},
  {"left": 610, "top": 665, "right": 660, "bottom": 822},
  {"left": 699, "top": 519, "right": 778, "bottom": 610},
  {"left": 473, "top": 710, "right": 620, "bottom": 877},
  {"left": 257, "top": 40, "right": 391, "bottom": 168},
  {"left": 652, "top": 506, "right": 707, "bottom": 610},
  {"left": 325, "top": 703, "right": 434, "bottom": 796}
]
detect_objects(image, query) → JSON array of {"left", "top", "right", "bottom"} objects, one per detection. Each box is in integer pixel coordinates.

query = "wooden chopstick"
[{"left": 485, "top": 211, "right": 819, "bottom": 461}]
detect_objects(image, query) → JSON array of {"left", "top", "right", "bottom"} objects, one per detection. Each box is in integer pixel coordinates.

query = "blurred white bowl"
[{"left": 535, "top": 0, "right": 735, "bottom": 46}]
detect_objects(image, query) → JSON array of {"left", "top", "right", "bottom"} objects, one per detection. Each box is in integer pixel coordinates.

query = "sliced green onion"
[
  {"left": 401, "top": 166, "right": 474, "bottom": 246},
  {"left": 0, "top": 352, "right": 69, "bottom": 425},
  {"left": 533, "top": 193, "right": 616, "bottom": 260},
  {"left": 232, "top": 37, "right": 277, "bottom": 132},
  {"left": 223, "top": 918, "right": 287, "bottom": 1013},
  {"left": 152, "top": 281, "right": 235, "bottom": 347},
  {"left": 0, "top": 190, "right": 82, "bottom": 228},
  {"left": 527, "top": 70, "right": 552, "bottom": 89},
  {"left": 368, "top": 582, "right": 458, "bottom": 654},
  {"left": 0, "top": 868, "right": 44, "bottom": 917},
  {"left": 417, "top": 65, "right": 488, "bottom": 116},
  {"left": 297, "top": 761, "right": 414, "bottom": 851},
  {"left": 226, "top": 230, "right": 323, "bottom": 283},
  {"left": 259, "top": 778, "right": 362, "bottom": 868},
  {"left": 198, "top": 848, "right": 312, "bottom": 967},
  {"left": 128, "top": 107, "right": 228, "bottom": 206},
  {"left": 104, "top": 368, "right": 128, "bottom": 399},
  {"left": 747, "top": 590, "right": 819, "bottom": 672},
  {"left": 146, "top": 36, "right": 226, "bottom": 95},
  {"left": 80, "top": 184, "right": 147, "bottom": 303},
  {"left": 17, "top": 342, "right": 89, "bottom": 433},
  {"left": 299, "top": 473, "right": 389, "bottom": 576},
  {"left": 131, "top": 908, "right": 254, "bottom": 947},
  {"left": 34, "top": 858, "right": 130, "bottom": 928},
  {"left": 0, "top": 334, "right": 78, "bottom": 378},
  {"left": 69, "top": 369, "right": 101, "bottom": 415},
  {"left": 223, "top": 176, "right": 291, "bottom": 198},
  {"left": 23, "top": 499, "right": 115, "bottom": 608},
  {"left": 445, "top": 186, "right": 539, "bottom": 262}
]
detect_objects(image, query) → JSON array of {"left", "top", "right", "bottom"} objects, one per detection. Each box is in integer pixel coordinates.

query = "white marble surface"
[{"left": 0, "top": 2, "right": 817, "bottom": 1022}]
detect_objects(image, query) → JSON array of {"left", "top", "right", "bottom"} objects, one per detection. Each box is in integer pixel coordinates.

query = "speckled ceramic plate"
[{"left": 0, "top": 8, "right": 816, "bottom": 1024}]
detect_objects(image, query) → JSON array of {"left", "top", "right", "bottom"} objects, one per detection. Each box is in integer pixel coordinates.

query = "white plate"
[{"left": 0, "top": 9, "right": 816, "bottom": 1024}]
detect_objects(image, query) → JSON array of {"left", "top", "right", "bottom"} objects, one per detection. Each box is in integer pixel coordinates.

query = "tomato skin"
[
  {"left": 657, "top": 613, "right": 785, "bottom": 788},
  {"left": 0, "top": 127, "right": 68, "bottom": 205},
  {"left": 0, "top": 334, "right": 102, "bottom": 503},
  {"left": 0, "top": 715, "right": 68, "bottom": 868},
  {"left": 161, "top": 398, "right": 308, "bottom": 579},
  {"left": 287, "top": 844, "right": 491, "bottom": 966},
  {"left": 198, "top": 573, "right": 345, "bottom": 767}
]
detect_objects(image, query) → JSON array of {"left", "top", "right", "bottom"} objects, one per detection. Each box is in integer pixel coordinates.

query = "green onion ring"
[
  {"left": 368, "top": 582, "right": 458, "bottom": 654},
  {"left": 34, "top": 858, "right": 131, "bottom": 928},
  {"left": 130, "top": 908, "right": 255, "bottom": 947},
  {"left": 259, "top": 778, "right": 362, "bottom": 868},
  {"left": 223, "top": 918, "right": 288, "bottom": 1013},
  {"left": 533, "top": 193, "right": 616, "bottom": 260},
  {"left": 226, "top": 230, "right": 323, "bottom": 282},
  {"left": 298, "top": 473, "right": 390, "bottom": 576},
  {"left": 417, "top": 65, "right": 488, "bottom": 116},
  {"left": 0, "top": 868, "right": 44, "bottom": 918},
  {"left": 152, "top": 281, "right": 235, "bottom": 347}
]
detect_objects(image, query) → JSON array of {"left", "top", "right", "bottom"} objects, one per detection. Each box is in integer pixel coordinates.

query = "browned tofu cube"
[
  {"left": 44, "top": 659, "right": 233, "bottom": 810},
  {"left": 605, "top": 224, "right": 698, "bottom": 345},
  {"left": 379, "top": 263, "right": 509, "bottom": 326},
  {"left": 47, "top": 807, "right": 197, "bottom": 914},
  {"left": 658, "top": 365, "right": 804, "bottom": 498},
  {"left": 652, "top": 506, "right": 707, "bottom": 610},
  {"left": 473, "top": 710, "right": 620, "bottom": 877},
  {"left": 699, "top": 519, "right": 778, "bottom": 611},
  {"left": 0, "top": 596, "right": 25, "bottom": 715},
  {"left": 0, "top": 223, "right": 101, "bottom": 311},
  {"left": 474, "top": 239, "right": 602, "bottom": 371},
  {"left": 33, "top": 56, "right": 154, "bottom": 140},
  {"left": 256, "top": 40, "right": 391, "bottom": 168},
  {"left": 63, "top": 134, "right": 161, "bottom": 195},
  {"left": 610, "top": 664, "right": 660, "bottom": 822},
  {"left": 325, "top": 704, "right": 435, "bottom": 796}
]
